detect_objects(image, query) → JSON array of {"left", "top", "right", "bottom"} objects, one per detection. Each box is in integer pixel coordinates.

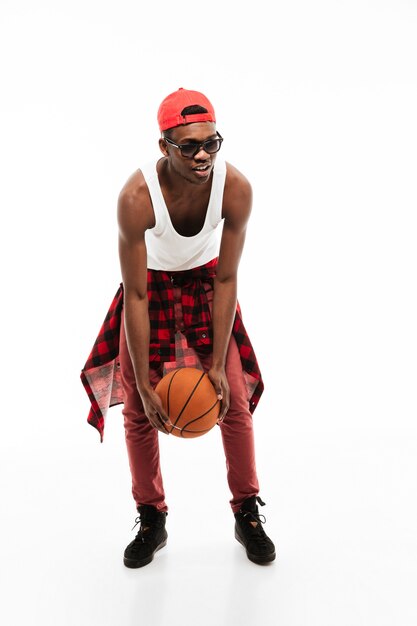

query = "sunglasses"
[{"left": 163, "top": 132, "right": 223, "bottom": 159}]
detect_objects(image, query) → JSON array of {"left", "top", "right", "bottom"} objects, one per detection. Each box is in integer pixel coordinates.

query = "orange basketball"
[{"left": 155, "top": 367, "right": 221, "bottom": 438}]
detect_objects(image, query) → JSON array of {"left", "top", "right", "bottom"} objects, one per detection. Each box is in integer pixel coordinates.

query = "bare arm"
[
  {"left": 209, "top": 164, "right": 253, "bottom": 421},
  {"left": 117, "top": 177, "right": 171, "bottom": 433}
]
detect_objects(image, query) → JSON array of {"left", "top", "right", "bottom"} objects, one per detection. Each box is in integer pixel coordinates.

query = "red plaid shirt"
[{"left": 80, "top": 259, "right": 264, "bottom": 442}]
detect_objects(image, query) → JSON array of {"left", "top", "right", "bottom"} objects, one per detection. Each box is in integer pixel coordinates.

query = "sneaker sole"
[
  {"left": 123, "top": 539, "right": 167, "bottom": 568},
  {"left": 234, "top": 530, "right": 276, "bottom": 565}
]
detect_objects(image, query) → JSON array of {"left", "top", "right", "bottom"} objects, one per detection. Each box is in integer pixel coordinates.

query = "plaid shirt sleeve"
[
  {"left": 80, "top": 261, "right": 264, "bottom": 442},
  {"left": 80, "top": 284, "right": 124, "bottom": 442}
]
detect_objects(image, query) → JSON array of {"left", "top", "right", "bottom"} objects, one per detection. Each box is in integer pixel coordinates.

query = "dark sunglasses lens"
[
  {"left": 204, "top": 139, "right": 221, "bottom": 153},
  {"left": 180, "top": 144, "right": 198, "bottom": 158}
]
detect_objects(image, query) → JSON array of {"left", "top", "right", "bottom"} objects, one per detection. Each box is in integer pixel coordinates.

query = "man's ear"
[{"left": 159, "top": 137, "right": 169, "bottom": 156}]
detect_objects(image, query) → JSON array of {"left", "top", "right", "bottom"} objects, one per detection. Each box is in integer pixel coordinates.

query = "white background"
[{"left": 1, "top": 0, "right": 416, "bottom": 624}]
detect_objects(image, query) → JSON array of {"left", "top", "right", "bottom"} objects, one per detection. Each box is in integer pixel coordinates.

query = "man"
[{"left": 82, "top": 88, "right": 275, "bottom": 567}]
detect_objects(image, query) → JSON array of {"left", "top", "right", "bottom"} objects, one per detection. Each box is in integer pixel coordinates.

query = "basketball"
[{"left": 155, "top": 367, "right": 221, "bottom": 438}]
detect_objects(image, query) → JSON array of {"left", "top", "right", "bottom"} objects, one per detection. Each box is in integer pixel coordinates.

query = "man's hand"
[
  {"left": 208, "top": 366, "right": 230, "bottom": 423},
  {"left": 138, "top": 384, "right": 172, "bottom": 434}
]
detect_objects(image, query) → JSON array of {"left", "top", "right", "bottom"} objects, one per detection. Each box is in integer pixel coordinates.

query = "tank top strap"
[
  {"left": 207, "top": 157, "right": 227, "bottom": 228},
  {"left": 141, "top": 160, "right": 167, "bottom": 236}
]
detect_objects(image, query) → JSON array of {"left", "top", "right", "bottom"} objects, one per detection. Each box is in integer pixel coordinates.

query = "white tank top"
[{"left": 143, "top": 157, "right": 227, "bottom": 271}]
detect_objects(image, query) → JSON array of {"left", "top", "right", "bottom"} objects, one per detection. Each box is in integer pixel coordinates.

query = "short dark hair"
[
  {"left": 181, "top": 105, "right": 208, "bottom": 116},
  {"left": 163, "top": 105, "right": 209, "bottom": 138}
]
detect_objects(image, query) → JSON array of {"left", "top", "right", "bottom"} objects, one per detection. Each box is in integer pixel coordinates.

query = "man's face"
[{"left": 159, "top": 122, "right": 219, "bottom": 185}]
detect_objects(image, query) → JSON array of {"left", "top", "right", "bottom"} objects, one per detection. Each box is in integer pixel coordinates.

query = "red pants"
[{"left": 119, "top": 283, "right": 260, "bottom": 514}]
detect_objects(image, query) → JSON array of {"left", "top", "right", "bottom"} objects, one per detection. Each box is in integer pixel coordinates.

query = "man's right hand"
[{"left": 138, "top": 384, "right": 172, "bottom": 434}]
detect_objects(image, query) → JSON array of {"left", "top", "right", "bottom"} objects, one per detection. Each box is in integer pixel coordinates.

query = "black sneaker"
[
  {"left": 234, "top": 496, "right": 276, "bottom": 564},
  {"left": 123, "top": 504, "right": 168, "bottom": 568}
]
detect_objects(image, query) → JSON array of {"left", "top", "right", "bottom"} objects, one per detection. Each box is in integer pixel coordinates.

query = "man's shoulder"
[
  {"left": 118, "top": 168, "right": 150, "bottom": 205},
  {"left": 223, "top": 161, "right": 253, "bottom": 208},
  {"left": 117, "top": 168, "right": 155, "bottom": 230}
]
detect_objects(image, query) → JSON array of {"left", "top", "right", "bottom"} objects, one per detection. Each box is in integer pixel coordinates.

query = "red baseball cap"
[{"left": 157, "top": 88, "right": 216, "bottom": 132}]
